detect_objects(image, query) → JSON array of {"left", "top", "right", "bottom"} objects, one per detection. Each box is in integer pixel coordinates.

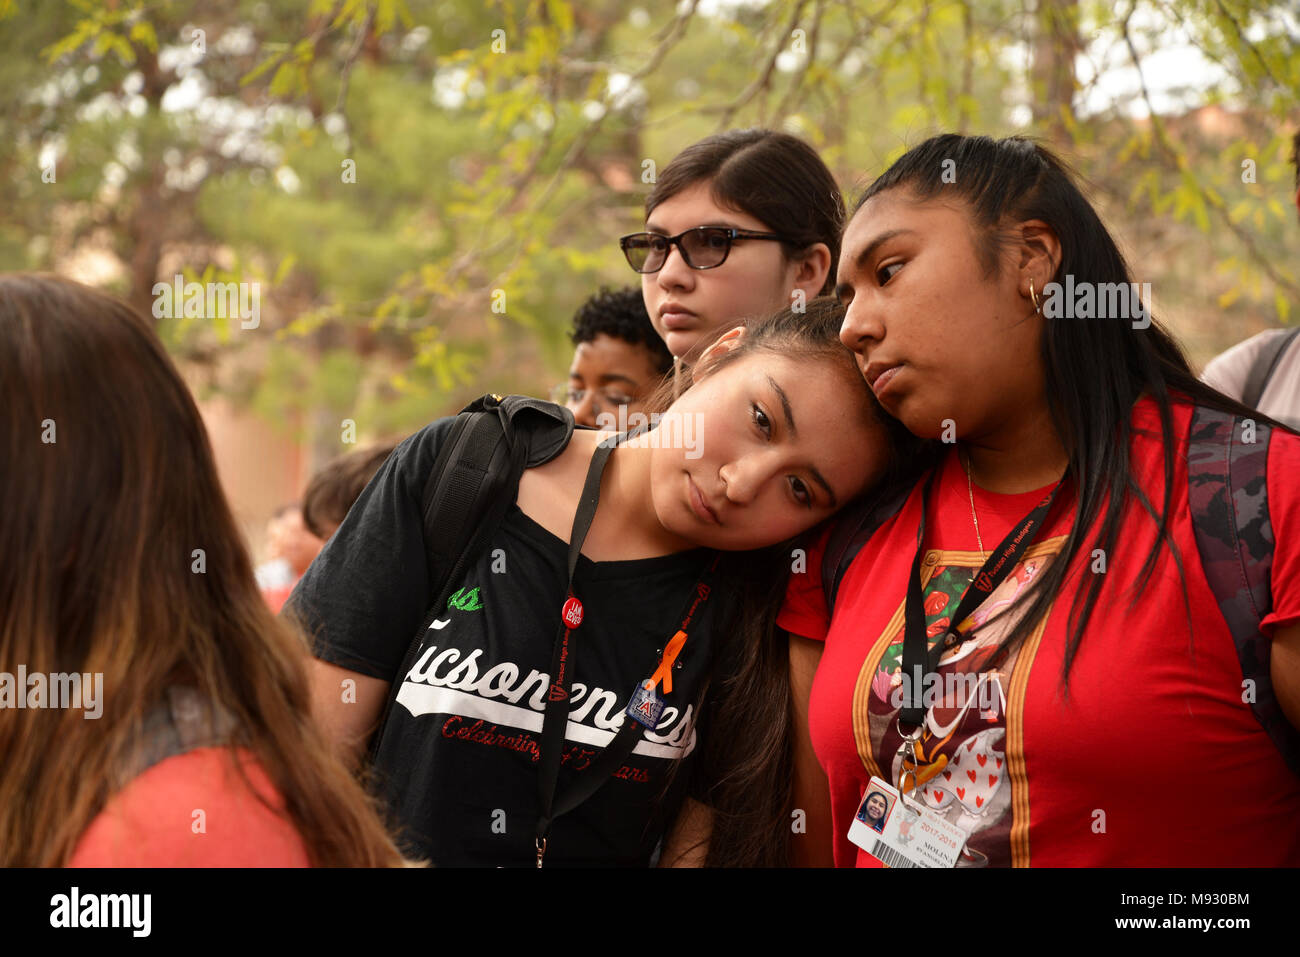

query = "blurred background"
[{"left": 1, "top": 0, "right": 1296, "bottom": 558}]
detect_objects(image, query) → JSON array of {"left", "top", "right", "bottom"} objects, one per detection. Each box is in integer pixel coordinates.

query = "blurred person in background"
[
  {"left": 256, "top": 503, "right": 324, "bottom": 614},
  {"left": 302, "top": 445, "right": 398, "bottom": 542},
  {"left": 0, "top": 273, "right": 406, "bottom": 866}
]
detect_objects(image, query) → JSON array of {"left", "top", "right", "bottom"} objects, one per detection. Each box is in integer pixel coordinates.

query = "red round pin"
[{"left": 561, "top": 596, "right": 584, "bottom": 628}]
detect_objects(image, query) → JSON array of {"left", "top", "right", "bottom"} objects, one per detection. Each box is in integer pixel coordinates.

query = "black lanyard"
[
  {"left": 534, "top": 435, "right": 718, "bottom": 866},
  {"left": 899, "top": 465, "right": 1061, "bottom": 731}
]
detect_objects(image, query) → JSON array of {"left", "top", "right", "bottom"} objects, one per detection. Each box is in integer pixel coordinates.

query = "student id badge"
[{"left": 848, "top": 776, "right": 970, "bottom": 869}]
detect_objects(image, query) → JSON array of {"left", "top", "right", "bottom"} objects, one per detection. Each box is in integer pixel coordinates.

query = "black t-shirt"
[{"left": 285, "top": 416, "right": 731, "bottom": 866}]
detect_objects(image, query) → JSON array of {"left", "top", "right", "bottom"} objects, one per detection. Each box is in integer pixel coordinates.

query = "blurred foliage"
[{"left": 1, "top": 0, "right": 1297, "bottom": 457}]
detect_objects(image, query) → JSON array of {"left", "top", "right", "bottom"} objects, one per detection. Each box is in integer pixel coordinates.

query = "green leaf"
[
  {"left": 269, "top": 63, "right": 298, "bottom": 98},
  {"left": 273, "top": 254, "right": 297, "bottom": 285},
  {"left": 242, "top": 53, "right": 283, "bottom": 87},
  {"left": 129, "top": 20, "right": 158, "bottom": 54}
]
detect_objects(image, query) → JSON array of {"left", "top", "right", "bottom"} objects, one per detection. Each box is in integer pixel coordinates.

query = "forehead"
[
  {"left": 646, "top": 180, "right": 769, "bottom": 233},
  {"left": 840, "top": 192, "right": 969, "bottom": 267},
  {"left": 570, "top": 334, "right": 660, "bottom": 380}
]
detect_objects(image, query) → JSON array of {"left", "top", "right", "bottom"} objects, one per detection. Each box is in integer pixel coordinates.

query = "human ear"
[
  {"left": 1016, "top": 220, "right": 1062, "bottom": 300},
  {"left": 789, "top": 242, "right": 833, "bottom": 299},
  {"left": 692, "top": 324, "right": 747, "bottom": 380}
]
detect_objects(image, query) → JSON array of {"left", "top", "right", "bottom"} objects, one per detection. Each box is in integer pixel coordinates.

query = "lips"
[
  {"left": 687, "top": 474, "right": 720, "bottom": 525},
  {"left": 864, "top": 361, "right": 903, "bottom": 398},
  {"left": 659, "top": 303, "right": 697, "bottom": 330}
]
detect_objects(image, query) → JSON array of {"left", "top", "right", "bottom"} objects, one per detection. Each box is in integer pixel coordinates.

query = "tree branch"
[
  {"left": 1120, "top": 2, "right": 1300, "bottom": 300},
  {"left": 708, "top": 0, "right": 809, "bottom": 129}
]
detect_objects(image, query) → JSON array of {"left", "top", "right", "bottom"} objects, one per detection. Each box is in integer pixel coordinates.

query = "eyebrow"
[
  {"left": 643, "top": 220, "right": 740, "bottom": 235},
  {"left": 836, "top": 228, "right": 917, "bottom": 298},
  {"left": 568, "top": 371, "right": 640, "bottom": 388},
  {"left": 767, "top": 375, "right": 838, "bottom": 509}
]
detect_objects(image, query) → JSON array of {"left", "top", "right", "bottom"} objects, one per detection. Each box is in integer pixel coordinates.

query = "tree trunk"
[{"left": 1030, "top": 0, "right": 1081, "bottom": 145}]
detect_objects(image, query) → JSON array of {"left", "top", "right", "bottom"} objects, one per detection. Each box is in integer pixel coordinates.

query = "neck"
[
  {"left": 960, "top": 402, "right": 1069, "bottom": 495},
  {"left": 589, "top": 431, "right": 696, "bottom": 555}
]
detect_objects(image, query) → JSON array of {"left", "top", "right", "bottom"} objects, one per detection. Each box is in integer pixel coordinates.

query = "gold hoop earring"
[{"left": 1029, "top": 277, "right": 1042, "bottom": 315}]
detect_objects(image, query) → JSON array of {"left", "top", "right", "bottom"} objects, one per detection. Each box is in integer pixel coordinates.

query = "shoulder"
[
  {"left": 388, "top": 413, "right": 465, "bottom": 481},
  {"left": 67, "top": 747, "right": 311, "bottom": 867},
  {"left": 777, "top": 480, "right": 921, "bottom": 642},
  {"left": 1201, "top": 329, "right": 1296, "bottom": 396}
]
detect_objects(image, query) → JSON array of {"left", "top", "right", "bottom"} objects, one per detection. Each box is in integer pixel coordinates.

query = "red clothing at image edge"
[
  {"left": 779, "top": 396, "right": 1300, "bottom": 867},
  {"left": 68, "top": 747, "right": 311, "bottom": 867}
]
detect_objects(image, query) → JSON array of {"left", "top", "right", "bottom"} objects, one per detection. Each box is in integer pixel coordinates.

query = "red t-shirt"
[
  {"left": 779, "top": 397, "right": 1300, "bottom": 867},
  {"left": 68, "top": 747, "right": 311, "bottom": 867}
]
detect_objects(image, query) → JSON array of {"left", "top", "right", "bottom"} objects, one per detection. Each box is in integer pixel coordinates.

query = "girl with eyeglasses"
[
  {"left": 619, "top": 129, "right": 845, "bottom": 378},
  {"left": 772, "top": 134, "right": 1300, "bottom": 867}
]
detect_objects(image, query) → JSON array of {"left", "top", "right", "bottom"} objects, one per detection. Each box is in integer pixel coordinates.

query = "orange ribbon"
[{"left": 648, "top": 630, "right": 688, "bottom": 695}]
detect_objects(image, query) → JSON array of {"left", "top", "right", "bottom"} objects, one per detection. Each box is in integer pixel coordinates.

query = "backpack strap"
[
  {"left": 1242, "top": 327, "right": 1300, "bottom": 410},
  {"left": 1187, "top": 405, "right": 1300, "bottom": 775},
  {"left": 420, "top": 394, "right": 575, "bottom": 597},
  {"left": 370, "top": 395, "right": 574, "bottom": 761},
  {"left": 821, "top": 484, "right": 912, "bottom": 617}
]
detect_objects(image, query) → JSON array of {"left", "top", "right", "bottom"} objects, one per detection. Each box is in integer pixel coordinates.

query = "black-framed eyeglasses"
[{"left": 619, "top": 227, "right": 794, "bottom": 273}]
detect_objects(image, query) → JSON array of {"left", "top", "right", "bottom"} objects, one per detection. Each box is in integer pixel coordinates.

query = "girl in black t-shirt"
[{"left": 290, "top": 299, "right": 919, "bottom": 865}]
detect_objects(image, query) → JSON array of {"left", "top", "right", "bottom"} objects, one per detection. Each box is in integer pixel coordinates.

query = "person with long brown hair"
[
  {"left": 0, "top": 273, "right": 405, "bottom": 866},
  {"left": 291, "top": 299, "right": 908, "bottom": 867}
]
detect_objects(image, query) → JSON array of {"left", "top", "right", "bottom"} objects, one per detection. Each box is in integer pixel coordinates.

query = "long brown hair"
[
  {"left": 649, "top": 298, "right": 937, "bottom": 866},
  {"left": 0, "top": 274, "right": 405, "bottom": 866}
]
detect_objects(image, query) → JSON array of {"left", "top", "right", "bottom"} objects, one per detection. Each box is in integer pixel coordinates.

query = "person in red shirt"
[
  {"left": 775, "top": 134, "right": 1300, "bottom": 867},
  {"left": 0, "top": 274, "right": 406, "bottom": 867}
]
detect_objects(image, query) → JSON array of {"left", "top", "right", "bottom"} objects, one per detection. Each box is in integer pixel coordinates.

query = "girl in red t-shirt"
[
  {"left": 773, "top": 133, "right": 1300, "bottom": 867},
  {"left": 678, "top": 134, "right": 1300, "bottom": 867}
]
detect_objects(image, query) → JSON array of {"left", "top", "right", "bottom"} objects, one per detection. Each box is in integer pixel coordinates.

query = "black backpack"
[
  {"left": 818, "top": 405, "right": 1299, "bottom": 776},
  {"left": 369, "top": 393, "right": 577, "bottom": 759}
]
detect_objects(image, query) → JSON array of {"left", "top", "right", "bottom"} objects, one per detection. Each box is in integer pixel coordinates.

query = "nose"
[
  {"left": 655, "top": 242, "right": 696, "bottom": 291},
  {"left": 839, "top": 295, "right": 885, "bottom": 357},
  {"left": 568, "top": 392, "right": 597, "bottom": 428},
  {"left": 719, "top": 453, "right": 771, "bottom": 506}
]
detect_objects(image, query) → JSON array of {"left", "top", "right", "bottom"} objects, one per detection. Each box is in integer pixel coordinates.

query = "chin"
[{"left": 665, "top": 332, "right": 700, "bottom": 365}]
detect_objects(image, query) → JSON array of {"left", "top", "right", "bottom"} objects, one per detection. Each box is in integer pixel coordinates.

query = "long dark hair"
[
  {"left": 855, "top": 133, "right": 1292, "bottom": 683},
  {"left": 660, "top": 297, "right": 938, "bottom": 867},
  {"left": 0, "top": 274, "right": 406, "bottom": 865},
  {"left": 648, "top": 129, "right": 845, "bottom": 295}
]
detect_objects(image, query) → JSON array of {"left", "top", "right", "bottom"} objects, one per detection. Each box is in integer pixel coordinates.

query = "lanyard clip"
[{"left": 894, "top": 717, "right": 927, "bottom": 810}]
